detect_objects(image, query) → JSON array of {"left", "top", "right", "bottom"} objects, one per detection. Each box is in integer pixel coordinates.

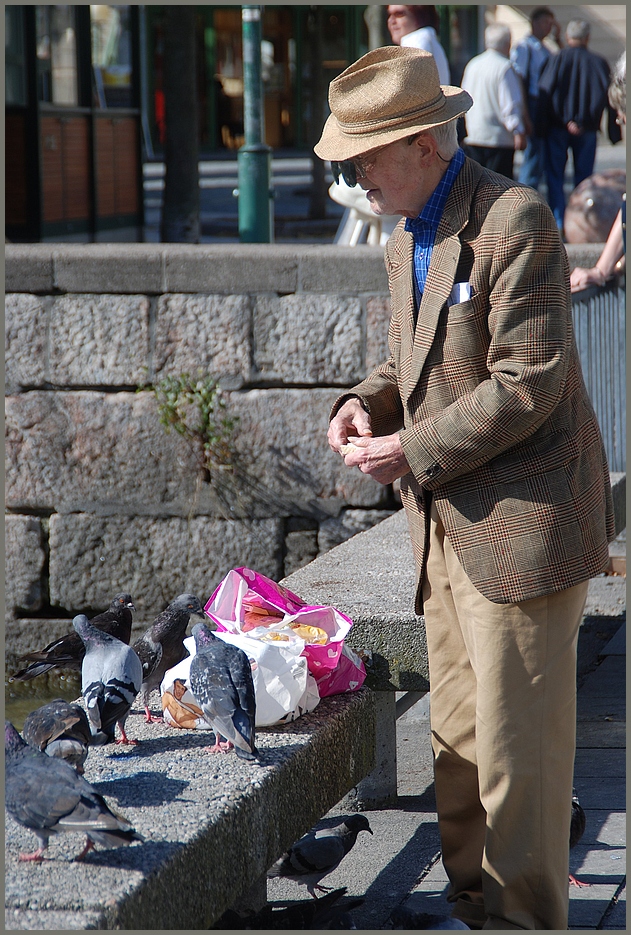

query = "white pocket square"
[{"left": 447, "top": 282, "right": 471, "bottom": 306}]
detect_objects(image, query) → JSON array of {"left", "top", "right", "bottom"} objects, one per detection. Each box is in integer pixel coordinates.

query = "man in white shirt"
[
  {"left": 460, "top": 24, "right": 527, "bottom": 180},
  {"left": 510, "top": 6, "right": 562, "bottom": 189},
  {"left": 387, "top": 5, "right": 451, "bottom": 84}
]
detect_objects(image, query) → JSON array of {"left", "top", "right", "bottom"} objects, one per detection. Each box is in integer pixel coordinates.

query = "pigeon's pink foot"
[
  {"left": 19, "top": 848, "right": 45, "bottom": 862},
  {"left": 115, "top": 725, "right": 139, "bottom": 745},
  {"left": 569, "top": 874, "right": 590, "bottom": 887},
  {"left": 203, "top": 742, "right": 229, "bottom": 754},
  {"left": 218, "top": 740, "right": 233, "bottom": 751},
  {"left": 74, "top": 838, "right": 95, "bottom": 862},
  {"left": 143, "top": 705, "right": 163, "bottom": 724}
]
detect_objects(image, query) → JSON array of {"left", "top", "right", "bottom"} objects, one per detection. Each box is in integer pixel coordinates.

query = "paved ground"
[{"left": 266, "top": 536, "right": 626, "bottom": 930}]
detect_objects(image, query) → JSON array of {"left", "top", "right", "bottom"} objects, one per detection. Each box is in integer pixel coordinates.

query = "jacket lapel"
[{"left": 402, "top": 158, "right": 483, "bottom": 406}]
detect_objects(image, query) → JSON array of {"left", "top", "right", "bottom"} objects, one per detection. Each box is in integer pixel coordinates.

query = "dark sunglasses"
[
  {"left": 331, "top": 134, "right": 422, "bottom": 188},
  {"left": 331, "top": 160, "right": 359, "bottom": 188}
]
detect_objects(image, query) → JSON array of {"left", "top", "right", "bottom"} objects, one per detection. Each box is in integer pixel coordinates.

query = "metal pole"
[{"left": 237, "top": 5, "right": 273, "bottom": 242}]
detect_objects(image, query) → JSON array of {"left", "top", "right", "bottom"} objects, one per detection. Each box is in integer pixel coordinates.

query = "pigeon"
[
  {"left": 73, "top": 614, "right": 143, "bottom": 745},
  {"left": 132, "top": 593, "right": 204, "bottom": 722},
  {"left": 569, "top": 787, "right": 589, "bottom": 887},
  {"left": 11, "top": 593, "right": 135, "bottom": 682},
  {"left": 22, "top": 699, "right": 92, "bottom": 773},
  {"left": 268, "top": 815, "right": 374, "bottom": 898},
  {"left": 388, "top": 907, "right": 470, "bottom": 929},
  {"left": 214, "top": 887, "right": 364, "bottom": 929},
  {"left": 188, "top": 621, "right": 258, "bottom": 760},
  {"left": 5, "top": 720, "right": 144, "bottom": 862}
]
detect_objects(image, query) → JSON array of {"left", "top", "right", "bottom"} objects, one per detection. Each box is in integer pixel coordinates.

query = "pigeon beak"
[
  {"left": 128, "top": 602, "right": 136, "bottom": 611},
  {"left": 367, "top": 828, "right": 374, "bottom": 834}
]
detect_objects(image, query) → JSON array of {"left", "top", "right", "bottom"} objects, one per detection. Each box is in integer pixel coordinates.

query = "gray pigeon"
[
  {"left": 5, "top": 720, "right": 144, "bottom": 862},
  {"left": 12, "top": 593, "right": 136, "bottom": 681},
  {"left": 188, "top": 621, "right": 258, "bottom": 760},
  {"left": 73, "top": 614, "right": 143, "bottom": 745},
  {"left": 132, "top": 593, "right": 204, "bottom": 722},
  {"left": 22, "top": 699, "right": 92, "bottom": 773},
  {"left": 268, "top": 815, "right": 373, "bottom": 897}
]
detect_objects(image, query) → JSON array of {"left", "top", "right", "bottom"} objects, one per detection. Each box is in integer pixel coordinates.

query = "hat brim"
[{"left": 314, "top": 86, "right": 472, "bottom": 162}]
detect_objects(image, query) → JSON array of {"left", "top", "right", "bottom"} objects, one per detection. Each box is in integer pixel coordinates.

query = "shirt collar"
[{"left": 405, "top": 147, "right": 465, "bottom": 234}]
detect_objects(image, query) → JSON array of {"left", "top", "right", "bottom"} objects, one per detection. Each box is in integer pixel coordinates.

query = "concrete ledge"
[
  {"left": 6, "top": 243, "right": 606, "bottom": 296},
  {"left": 5, "top": 244, "right": 392, "bottom": 296},
  {"left": 610, "top": 472, "right": 626, "bottom": 537},
  {"left": 5, "top": 689, "right": 376, "bottom": 930}
]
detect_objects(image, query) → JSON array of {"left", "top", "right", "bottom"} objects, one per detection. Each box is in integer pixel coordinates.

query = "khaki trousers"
[{"left": 422, "top": 500, "right": 588, "bottom": 930}]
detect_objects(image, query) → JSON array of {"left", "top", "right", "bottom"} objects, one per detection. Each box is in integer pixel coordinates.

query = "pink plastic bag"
[{"left": 204, "top": 567, "right": 366, "bottom": 696}]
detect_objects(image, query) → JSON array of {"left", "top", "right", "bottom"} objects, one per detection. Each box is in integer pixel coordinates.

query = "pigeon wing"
[
  {"left": 290, "top": 832, "right": 346, "bottom": 874},
  {"left": 22, "top": 704, "right": 83, "bottom": 751},
  {"left": 6, "top": 752, "right": 86, "bottom": 831}
]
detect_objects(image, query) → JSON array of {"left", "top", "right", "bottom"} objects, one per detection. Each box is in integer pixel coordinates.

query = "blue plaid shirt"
[{"left": 405, "top": 147, "right": 465, "bottom": 297}]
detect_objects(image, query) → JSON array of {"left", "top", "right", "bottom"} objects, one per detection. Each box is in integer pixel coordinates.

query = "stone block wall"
[
  {"left": 4, "top": 242, "right": 603, "bottom": 660},
  {"left": 5, "top": 244, "right": 402, "bottom": 653}
]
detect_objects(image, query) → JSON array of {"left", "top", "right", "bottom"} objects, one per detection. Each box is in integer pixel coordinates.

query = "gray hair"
[
  {"left": 425, "top": 117, "right": 460, "bottom": 159},
  {"left": 485, "top": 23, "right": 511, "bottom": 53},
  {"left": 608, "top": 51, "right": 626, "bottom": 116},
  {"left": 566, "top": 20, "right": 590, "bottom": 42}
]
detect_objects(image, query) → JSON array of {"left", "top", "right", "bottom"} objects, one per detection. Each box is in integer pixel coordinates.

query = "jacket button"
[{"left": 427, "top": 463, "right": 441, "bottom": 478}]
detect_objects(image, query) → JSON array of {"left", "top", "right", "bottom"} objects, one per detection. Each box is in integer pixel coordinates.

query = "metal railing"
[{"left": 572, "top": 275, "right": 626, "bottom": 472}]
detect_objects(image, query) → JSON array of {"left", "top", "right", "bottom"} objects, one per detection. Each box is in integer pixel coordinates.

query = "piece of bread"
[{"left": 340, "top": 442, "right": 360, "bottom": 456}]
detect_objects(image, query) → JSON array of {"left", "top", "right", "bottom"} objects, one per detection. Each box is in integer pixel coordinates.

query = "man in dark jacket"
[{"left": 537, "top": 19, "right": 611, "bottom": 233}]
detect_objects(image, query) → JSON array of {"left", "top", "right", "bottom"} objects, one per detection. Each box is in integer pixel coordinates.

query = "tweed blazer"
[{"left": 333, "top": 157, "right": 614, "bottom": 610}]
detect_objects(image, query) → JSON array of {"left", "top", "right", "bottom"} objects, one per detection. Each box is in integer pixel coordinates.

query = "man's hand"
[
  {"left": 514, "top": 132, "right": 528, "bottom": 151},
  {"left": 341, "top": 433, "right": 411, "bottom": 486},
  {"left": 567, "top": 121, "right": 583, "bottom": 136},
  {"left": 328, "top": 397, "right": 373, "bottom": 452}
]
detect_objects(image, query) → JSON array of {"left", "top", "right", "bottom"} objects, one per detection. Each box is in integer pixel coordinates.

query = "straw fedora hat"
[{"left": 315, "top": 46, "right": 472, "bottom": 162}]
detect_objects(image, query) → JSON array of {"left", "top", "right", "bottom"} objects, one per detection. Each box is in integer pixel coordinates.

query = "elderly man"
[
  {"left": 460, "top": 23, "right": 528, "bottom": 179},
  {"left": 537, "top": 19, "right": 612, "bottom": 233},
  {"left": 315, "top": 47, "right": 614, "bottom": 930}
]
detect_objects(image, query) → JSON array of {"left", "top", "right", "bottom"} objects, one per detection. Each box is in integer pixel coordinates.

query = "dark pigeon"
[
  {"left": 569, "top": 787, "right": 588, "bottom": 887},
  {"left": 11, "top": 593, "right": 135, "bottom": 682},
  {"left": 132, "top": 593, "right": 204, "bottom": 722},
  {"left": 188, "top": 621, "right": 258, "bottom": 760},
  {"left": 22, "top": 699, "right": 92, "bottom": 773},
  {"left": 388, "top": 907, "right": 470, "bottom": 929},
  {"left": 268, "top": 815, "right": 373, "bottom": 898},
  {"left": 214, "top": 887, "right": 364, "bottom": 929},
  {"left": 74, "top": 614, "right": 143, "bottom": 745},
  {"left": 5, "top": 720, "right": 144, "bottom": 862}
]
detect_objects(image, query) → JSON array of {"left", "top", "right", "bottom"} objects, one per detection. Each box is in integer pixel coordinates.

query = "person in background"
[
  {"left": 387, "top": 5, "right": 451, "bottom": 84},
  {"left": 510, "top": 6, "right": 563, "bottom": 190},
  {"left": 316, "top": 45, "right": 614, "bottom": 929},
  {"left": 537, "top": 19, "right": 612, "bottom": 234},
  {"left": 460, "top": 24, "right": 527, "bottom": 179},
  {"left": 570, "top": 51, "right": 626, "bottom": 292}
]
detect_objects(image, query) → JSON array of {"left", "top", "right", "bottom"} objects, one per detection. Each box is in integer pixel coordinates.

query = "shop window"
[
  {"left": 6, "top": 6, "right": 27, "bottom": 106},
  {"left": 36, "top": 5, "right": 78, "bottom": 105},
  {"left": 90, "top": 5, "right": 133, "bottom": 108}
]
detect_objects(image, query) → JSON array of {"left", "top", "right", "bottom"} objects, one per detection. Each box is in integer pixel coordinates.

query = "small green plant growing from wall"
[{"left": 151, "top": 372, "right": 239, "bottom": 484}]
